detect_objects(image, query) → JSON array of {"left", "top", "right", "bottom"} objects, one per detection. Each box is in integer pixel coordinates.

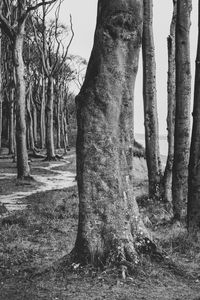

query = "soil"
[{"left": 0, "top": 148, "right": 200, "bottom": 300}]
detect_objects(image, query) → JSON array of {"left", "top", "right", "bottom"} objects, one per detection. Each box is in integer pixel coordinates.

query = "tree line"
[{"left": 0, "top": 0, "right": 86, "bottom": 175}]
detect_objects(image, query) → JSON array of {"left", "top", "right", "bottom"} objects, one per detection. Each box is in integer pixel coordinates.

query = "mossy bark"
[
  {"left": 73, "top": 0, "right": 148, "bottom": 266},
  {"left": 172, "top": 0, "right": 191, "bottom": 220}
]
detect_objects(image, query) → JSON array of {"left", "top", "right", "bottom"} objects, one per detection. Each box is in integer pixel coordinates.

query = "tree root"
[
  {"left": 0, "top": 203, "right": 8, "bottom": 215},
  {"left": 28, "top": 148, "right": 46, "bottom": 159},
  {"left": 16, "top": 175, "right": 35, "bottom": 182},
  {"left": 43, "top": 154, "right": 64, "bottom": 161}
]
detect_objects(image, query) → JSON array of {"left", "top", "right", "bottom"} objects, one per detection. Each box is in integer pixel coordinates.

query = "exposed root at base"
[
  {"left": 43, "top": 154, "right": 64, "bottom": 162},
  {"left": 29, "top": 150, "right": 46, "bottom": 159},
  {"left": 16, "top": 175, "right": 35, "bottom": 181}
]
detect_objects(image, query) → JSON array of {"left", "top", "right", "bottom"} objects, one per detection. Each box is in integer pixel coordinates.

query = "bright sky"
[{"left": 59, "top": 0, "right": 198, "bottom": 135}]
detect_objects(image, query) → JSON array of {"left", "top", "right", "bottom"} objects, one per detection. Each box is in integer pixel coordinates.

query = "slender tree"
[
  {"left": 172, "top": 0, "right": 192, "bottom": 220},
  {"left": 70, "top": 0, "right": 151, "bottom": 267},
  {"left": 2, "top": 32, "right": 16, "bottom": 155},
  {"left": 187, "top": 1, "right": 200, "bottom": 236},
  {"left": 40, "top": 69, "right": 46, "bottom": 148},
  {"left": 163, "top": 0, "right": 177, "bottom": 203},
  {"left": 142, "top": 0, "right": 162, "bottom": 199}
]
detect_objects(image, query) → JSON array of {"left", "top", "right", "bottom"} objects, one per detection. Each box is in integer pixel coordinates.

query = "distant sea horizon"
[{"left": 135, "top": 133, "right": 168, "bottom": 157}]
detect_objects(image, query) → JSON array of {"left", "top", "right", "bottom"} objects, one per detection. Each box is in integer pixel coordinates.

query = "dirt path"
[{"left": 0, "top": 155, "right": 76, "bottom": 211}]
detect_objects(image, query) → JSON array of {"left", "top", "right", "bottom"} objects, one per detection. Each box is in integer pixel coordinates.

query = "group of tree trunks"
[
  {"left": 72, "top": 0, "right": 200, "bottom": 267},
  {"left": 0, "top": 0, "right": 76, "bottom": 178}
]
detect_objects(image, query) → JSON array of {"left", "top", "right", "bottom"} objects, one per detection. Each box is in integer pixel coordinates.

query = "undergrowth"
[{"left": 1, "top": 163, "right": 200, "bottom": 299}]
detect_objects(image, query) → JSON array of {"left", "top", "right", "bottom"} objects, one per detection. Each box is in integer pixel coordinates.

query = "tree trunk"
[
  {"left": 14, "top": 23, "right": 30, "bottom": 178},
  {"left": 163, "top": 0, "right": 177, "bottom": 203},
  {"left": 187, "top": 1, "right": 200, "bottom": 236},
  {"left": 46, "top": 76, "right": 55, "bottom": 159},
  {"left": 40, "top": 71, "right": 46, "bottom": 149},
  {"left": 26, "top": 83, "right": 35, "bottom": 150},
  {"left": 32, "top": 98, "right": 37, "bottom": 145},
  {"left": 72, "top": 0, "right": 148, "bottom": 266},
  {"left": 142, "top": 0, "right": 162, "bottom": 199},
  {"left": 8, "top": 91, "right": 15, "bottom": 155},
  {"left": 62, "top": 115, "right": 69, "bottom": 153},
  {"left": 0, "top": 28, "right": 2, "bottom": 149},
  {"left": 0, "top": 98, "right": 2, "bottom": 149},
  {"left": 57, "top": 91, "right": 61, "bottom": 149},
  {"left": 172, "top": 0, "right": 191, "bottom": 220}
]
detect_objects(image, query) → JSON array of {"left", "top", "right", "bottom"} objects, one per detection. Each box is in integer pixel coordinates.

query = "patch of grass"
[
  {"left": 0, "top": 177, "right": 42, "bottom": 195},
  {"left": 0, "top": 186, "right": 79, "bottom": 287},
  {"left": 1, "top": 154, "right": 200, "bottom": 299},
  {"left": 157, "top": 224, "right": 200, "bottom": 256},
  {"left": 137, "top": 195, "right": 173, "bottom": 228},
  {"left": 133, "top": 139, "right": 146, "bottom": 158}
]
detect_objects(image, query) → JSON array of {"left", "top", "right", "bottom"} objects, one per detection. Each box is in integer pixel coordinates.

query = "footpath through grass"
[{"left": 0, "top": 154, "right": 200, "bottom": 299}]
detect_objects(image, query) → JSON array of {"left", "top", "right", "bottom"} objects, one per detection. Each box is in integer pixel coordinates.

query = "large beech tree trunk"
[
  {"left": 73, "top": 0, "right": 147, "bottom": 266},
  {"left": 172, "top": 0, "right": 191, "bottom": 220},
  {"left": 163, "top": 0, "right": 177, "bottom": 203},
  {"left": 14, "top": 24, "right": 30, "bottom": 178},
  {"left": 142, "top": 0, "right": 162, "bottom": 199},
  {"left": 187, "top": 1, "right": 200, "bottom": 236},
  {"left": 46, "top": 76, "right": 55, "bottom": 159}
]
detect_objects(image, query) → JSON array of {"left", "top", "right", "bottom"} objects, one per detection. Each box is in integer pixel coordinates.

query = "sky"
[{"left": 58, "top": 0, "right": 198, "bottom": 135}]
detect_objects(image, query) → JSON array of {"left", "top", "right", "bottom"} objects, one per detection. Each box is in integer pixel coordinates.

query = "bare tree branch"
[
  {"left": 0, "top": 13, "right": 15, "bottom": 40},
  {"left": 31, "top": 17, "right": 49, "bottom": 76},
  {"left": 52, "top": 14, "right": 74, "bottom": 74},
  {"left": 26, "top": 0, "right": 58, "bottom": 14}
]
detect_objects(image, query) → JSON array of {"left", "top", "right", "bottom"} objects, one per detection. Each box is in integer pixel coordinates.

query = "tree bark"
[
  {"left": 172, "top": 0, "right": 191, "bottom": 220},
  {"left": 0, "top": 97, "right": 2, "bottom": 149},
  {"left": 163, "top": 0, "right": 177, "bottom": 203},
  {"left": 142, "top": 0, "right": 162, "bottom": 199},
  {"left": 8, "top": 91, "right": 15, "bottom": 155},
  {"left": 0, "top": 28, "right": 2, "bottom": 149},
  {"left": 187, "top": 1, "right": 200, "bottom": 236},
  {"left": 26, "top": 83, "right": 35, "bottom": 150},
  {"left": 46, "top": 76, "right": 55, "bottom": 159},
  {"left": 32, "top": 98, "right": 37, "bottom": 144},
  {"left": 14, "top": 23, "right": 30, "bottom": 178},
  {"left": 40, "top": 71, "right": 46, "bottom": 149},
  {"left": 62, "top": 115, "right": 69, "bottom": 152},
  {"left": 73, "top": 0, "right": 148, "bottom": 266},
  {"left": 56, "top": 88, "right": 61, "bottom": 149}
]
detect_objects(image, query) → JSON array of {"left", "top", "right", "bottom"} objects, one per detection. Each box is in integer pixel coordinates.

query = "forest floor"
[{"left": 0, "top": 149, "right": 200, "bottom": 300}]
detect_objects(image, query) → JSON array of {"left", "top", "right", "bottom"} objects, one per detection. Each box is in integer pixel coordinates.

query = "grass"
[
  {"left": 1, "top": 153, "right": 200, "bottom": 299},
  {"left": 133, "top": 139, "right": 146, "bottom": 158}
]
